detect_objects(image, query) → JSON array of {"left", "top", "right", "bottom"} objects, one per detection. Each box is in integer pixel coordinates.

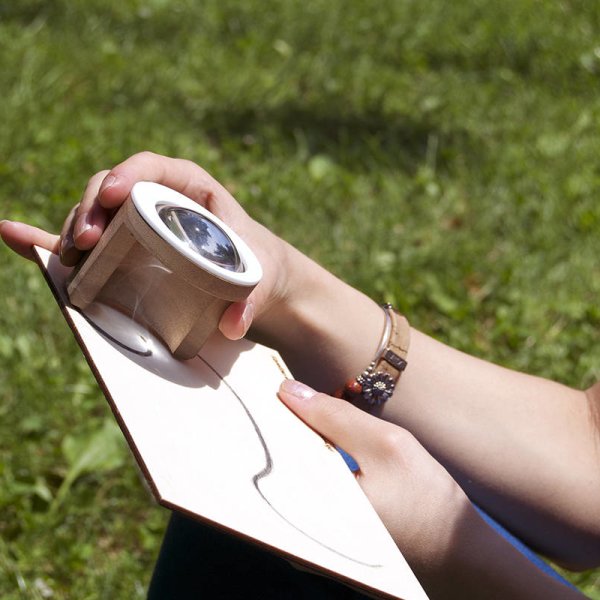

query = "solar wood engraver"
[{"left": 66, "top": 182, "right": 262, "bottom": 359}]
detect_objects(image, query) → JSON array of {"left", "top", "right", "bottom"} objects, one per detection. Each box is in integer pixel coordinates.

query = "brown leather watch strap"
[
  {"left": 339, "top": 304, "right": 410, "bottom": 406},
  {"left": 376, "top": 311, "right": 409, "bottom": 380}
]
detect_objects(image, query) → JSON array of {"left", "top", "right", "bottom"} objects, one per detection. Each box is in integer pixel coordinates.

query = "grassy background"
[{"left": 1, "top": 0, "right": 599, "bottom": 597}]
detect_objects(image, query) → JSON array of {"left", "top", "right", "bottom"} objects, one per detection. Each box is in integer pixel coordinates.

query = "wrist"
[
  {"left": 250, "top": 243, "right": 384, "bottom": 390},
  {"left": 248, "top": 236, "right": 308, "bottom": 340}
]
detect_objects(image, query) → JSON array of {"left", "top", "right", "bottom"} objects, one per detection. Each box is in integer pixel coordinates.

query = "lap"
[
  {"left": 148, "top": 486, "right": 575, "bottom": 599},
  {"left": 147, "top": 512, "right": 371, "bottom": 600}
]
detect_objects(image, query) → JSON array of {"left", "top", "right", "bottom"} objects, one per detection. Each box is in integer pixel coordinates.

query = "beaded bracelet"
[{"left": 335, "top": 304, "right": 410, "bottom": 406}]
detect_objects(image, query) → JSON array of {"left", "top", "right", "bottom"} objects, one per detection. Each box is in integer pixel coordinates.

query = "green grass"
[{"left": 1, "top": 1, "right": 599, "bottom": 597}]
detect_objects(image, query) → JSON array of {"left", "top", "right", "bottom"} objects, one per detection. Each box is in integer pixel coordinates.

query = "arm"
[
  {"left": 3, "top": 152, "right": 597, "bottom": 570},
  {"left": 256, "top": 247, "right": 600, "bottom": 569},
  {"left": 278, "top": 381, "right": 587, "bottom": 599},
  {"left": 387, "top": 331, "right": 600, "bottom": 569}
]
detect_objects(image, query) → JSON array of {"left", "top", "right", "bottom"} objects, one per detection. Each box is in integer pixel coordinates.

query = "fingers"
[
  {"left": 59, "top": 204, "right": 83, "bottom": 266},
  {"left": 96, "top": 151, "right": 229, "bottom": 212},
  {"left": 71, "top": 170, "right": 110, "bottom": 250},
  {"left": 58, "top": 170, "right": 111, "bottom": 264},
  {"left": 278, "top": 380, "right": 390, "bottom": 464},
  {"left": 0, "top": 220, "right": 60, "bottom": 261},
  {"left": 60, "top": 152, "right": 241, "bottom": 264},
  {"left": 60, "top": 151, "right": 222, "bottom": 264},
  {"left": 60, "top": 150, "right": 226, "bottom": 251},
  {"left": 61, "top": 150, "right": 248, "bottom": 265},
  {"left": 3, "top": 151, "right": 242, "bottom": 269}
]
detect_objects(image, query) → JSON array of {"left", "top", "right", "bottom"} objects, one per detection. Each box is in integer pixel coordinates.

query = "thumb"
[{"left": 278, "top": 379, "right": 385, "bottom": 461}]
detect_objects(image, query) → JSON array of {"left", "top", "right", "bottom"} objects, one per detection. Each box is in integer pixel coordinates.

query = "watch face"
[{"left": 158, "top": 206, "right": 244, "bottom": 273}]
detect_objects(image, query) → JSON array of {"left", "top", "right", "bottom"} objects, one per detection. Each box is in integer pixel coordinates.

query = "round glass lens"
[{"left": 158, "top": 206, "right": 244, "bottom": 272}]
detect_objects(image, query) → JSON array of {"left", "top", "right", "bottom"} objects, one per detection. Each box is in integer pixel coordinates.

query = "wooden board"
[{"left": 34, "top": 247, "right": 428, "bottom": 600}]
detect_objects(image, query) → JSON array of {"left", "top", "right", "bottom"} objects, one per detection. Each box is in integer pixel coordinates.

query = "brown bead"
[
  {"left": 344, "top": 379, "right": 363, "bottom": 395},
  {"left": 333, "top": 388, "right": 345, "bottom": 399}
]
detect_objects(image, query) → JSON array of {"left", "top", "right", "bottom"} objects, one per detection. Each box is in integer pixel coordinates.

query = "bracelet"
[{"left": 335, "top": 303, "right": 410, "bottom": 406}]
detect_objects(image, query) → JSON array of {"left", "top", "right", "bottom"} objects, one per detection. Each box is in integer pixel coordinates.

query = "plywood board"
[{"left": 34, "top": 247, "right": 428, "bottom": 600}]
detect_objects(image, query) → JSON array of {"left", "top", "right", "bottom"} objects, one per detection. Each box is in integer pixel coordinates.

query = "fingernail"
[
  {"left": 241, "top": 302, "right": 254, "bottom": 336},
  {"left": 280, "top": 380, "right": 317, "bottom": 401},
  {"left": 73, "top": 213, "right": 92, "bottom": 240},
  {"left": 60, "top": 234, "right": 81, "bottom": 266},
  {"left": 0, "top": 220, "right": 9, "bottom": 230},
  {"left": 99, "top": 174, "right": 117, "bottom": 195}
]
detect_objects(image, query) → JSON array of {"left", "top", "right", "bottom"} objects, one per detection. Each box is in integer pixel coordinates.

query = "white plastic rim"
[{"left": 131, "top": 181, "right": 262, "bottom": 287}]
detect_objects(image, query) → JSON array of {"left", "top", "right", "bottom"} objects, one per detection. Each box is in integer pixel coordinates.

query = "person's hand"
[
  {"left": 0, "top": 152, "right": 297, "bottom": 341},
  {"left": 277, "top": 380, "right": 590, "bottom": 600},
  {"left": 0, "top": 151, "right": 395, "bottom": 393},
  {"left": 277, "top": 379, "right": 471, "bottom": 580}
]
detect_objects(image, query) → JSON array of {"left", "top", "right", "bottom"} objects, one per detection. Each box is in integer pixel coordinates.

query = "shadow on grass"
[{"left": 197, "top": 102, "right": 473, "bottom": 174}]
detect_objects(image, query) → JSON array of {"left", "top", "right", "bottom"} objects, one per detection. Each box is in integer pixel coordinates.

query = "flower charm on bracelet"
[
  {"left": 357, "top": 371, "right": 396, "bottom": 406},
  {"left": 333, "top": 304, "right": 410, "bottom": 407}
]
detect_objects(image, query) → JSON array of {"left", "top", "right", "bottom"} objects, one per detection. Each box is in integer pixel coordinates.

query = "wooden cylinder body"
[{"left": 67, "top": 195, "right": 257, "bottom": 359}]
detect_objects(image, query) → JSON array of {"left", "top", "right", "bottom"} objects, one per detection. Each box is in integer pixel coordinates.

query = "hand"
[
  {"left": 0, "top": 151, "right": 384, "bottom": 392},
  {"left": 277, "top": 379, "right": 470, "bottom": 578},
  {"left": 0, "top": 152, "right": 296, "bottom": 341},
  {"left": 277, "top": 380, "right": 589, "bottom": 599}
]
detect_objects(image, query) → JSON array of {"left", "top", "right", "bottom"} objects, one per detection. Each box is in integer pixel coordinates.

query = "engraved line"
[
  {"left": 79, "top": 308, "right": 381, "bottom": 568},
  {"left": 197, "top": 355, "right": 382, "bottom": 568}
]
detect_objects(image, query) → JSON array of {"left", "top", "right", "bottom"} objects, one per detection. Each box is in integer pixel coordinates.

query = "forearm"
[
  {"left": 251, "top": 245, "right": 600, "bottom": 566},
  {"left": 389, "top": 330, "right": 600, "bottom": 567},
  {"left": 421, "top": 501, "right": 586, "bottom": 600}
]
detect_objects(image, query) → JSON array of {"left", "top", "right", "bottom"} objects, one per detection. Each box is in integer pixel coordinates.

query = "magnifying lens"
[
  {"left": 67, "top": 182, "right": 262, "bottom": 359},
  {"left": 158, "top": 206, "right": 243, "bottom": 273}
]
